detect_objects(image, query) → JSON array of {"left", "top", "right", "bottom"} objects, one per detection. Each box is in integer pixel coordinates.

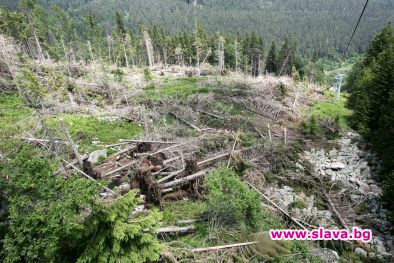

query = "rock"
[
  {"left": 377, "top": 252, "right": 392, "bottom": 262},
  {"left": 329, "top": 149, "right": 338, "bottom": 158},
  {"left": 358, "top": 161, "right": 368, "bottom": 171},
  {"left": 373, "top": 238, "right": 387, "bottom": 253},
  {"left": 350, "top": 194, "right": 363, "bottom": 203},
  {"left": 88, "top": 149, "right": 107, "bottom": 164},
  {"left": 338, "top": 138, "right": 351, "bottom": 146},
  {"left": 315, "top": 248, "right": 339, "bottom": 263},
  {"left": 277, "top": 186, "right": 294, "bottom": 208},
  {"left": 355, "top": 247, "right": 368, "bottom": 258},
  {"left": 369, "top": 185, "right": 382, "bottom": 195},
  {"left": 328, "top": 161, "right": 346, "bottom": 170}
]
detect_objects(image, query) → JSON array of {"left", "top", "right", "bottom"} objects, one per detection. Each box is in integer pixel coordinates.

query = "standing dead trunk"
[
  {"left": 61, "top": 119, "right": 83, "bottom": 167},
  {"left": 87, "top": 40, "right": 95, "bottom": 62},
  {"left": 107, "top": 36, "right": 112, "bottom": 64},
  {"left": 235, "top": 39, "right": 239, "bottom": 72},
  {"left": 123, "top": 42, "right": 129, "bottom": 68},
  {"left": 143, "top": 31, "right": 154, "bottom": 68}
]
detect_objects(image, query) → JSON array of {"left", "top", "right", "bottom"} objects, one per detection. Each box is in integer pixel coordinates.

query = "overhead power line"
[{"left": 344, "top": 0, "right": 371, "bottom": 56}]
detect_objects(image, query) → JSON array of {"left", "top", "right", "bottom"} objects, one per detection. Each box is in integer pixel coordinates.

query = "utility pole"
[{"left": 335, "top": 73, "right": 345, "bottom": 100}]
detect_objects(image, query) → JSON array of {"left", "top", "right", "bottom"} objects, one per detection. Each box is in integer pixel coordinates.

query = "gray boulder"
[
  {"left": 88, "top": 149, "right": 108, "bottom": 164},
  {"left": 355, "top": 247, "right": 368, "bottom": 258},
  {"left": 328, "top": 161, "right": 346, "bottom": 170}
]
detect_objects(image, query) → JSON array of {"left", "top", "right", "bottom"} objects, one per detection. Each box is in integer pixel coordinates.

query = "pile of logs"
[{"left": 85, "top": 138, "right": 244, "bottom": 209}]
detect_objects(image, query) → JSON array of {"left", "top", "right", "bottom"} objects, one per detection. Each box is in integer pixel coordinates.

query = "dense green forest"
[
  {"left": 1, "top": 0, "right": 393, "bottom": 56},
  {"left": 345, "top": 23, "right": 394, "bottom": 220},
  {"left": 0, "top": 1, "right": 324, "bottom": 79}
]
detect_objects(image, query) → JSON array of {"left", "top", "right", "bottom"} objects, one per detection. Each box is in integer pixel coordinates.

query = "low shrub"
[{"left": 204, "top": 167, "right": 262, "bottom": 229}]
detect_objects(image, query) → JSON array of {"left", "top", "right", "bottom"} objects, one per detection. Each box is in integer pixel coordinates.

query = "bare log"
[
  {"left": 197, "top": 152, "right": 233, "bottom": 166},
  {"left": 19, "top": 136, "right": 70, "bottom": 145},
  {"left": 158, "top": 225, "right": 195, "bottom": 234},
  {"left": 177, "top": 218, "right": 207, "bottom": 224},
  {"left": 170, "top": 112, "right": 202, "bottom": 132},
  {"left": 106, "top": 141, "right": 134, "bottom": 148},
  {"left": 157, "top": 168, "right": 185, "bottom": 184},
  {"left": 103, "top": 161, "right": 138, "bottom": 177},
  {"left": 62, "top": 159, "right": 115, "bottom": 194},
  {"left": 161, "top": 188, "right": 175, "bottom": 194},
  {"left": 119, "top": 139, "right": 179, "bottom": 144},
  {"left": 324, "top": 190, "right": 349, "bottom": 230},
  {"left": 161, "top": 169, "right": 210, "bottom": 189},
  {"left": 245, "top": 181, "right": 308, "bottom": 230},
  {"left": 61, "top": 120, "right": 83, "bottom": 167},
  {"left": 194, "top": 108, "right": 228, "bottom": 120},
  {"left": 163, "top": 156, "right": 181, "bottom": 165},
  {"left": 111, "top": 146, "right": 137, "bottom": 158},
  {"left": 191, "top": 242, "right": 258, "bottom": 253},
  {"left": 227, "top": 131, "right": 239, "bottom": 168}
]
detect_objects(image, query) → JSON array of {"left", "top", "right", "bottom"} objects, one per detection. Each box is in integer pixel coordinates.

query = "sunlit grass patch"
[
  {"left": 142, "top": 77, "right": 210, "bottom": 99},
  {"left": 46, "top": 114, "right": 143, "bottom": 151}
]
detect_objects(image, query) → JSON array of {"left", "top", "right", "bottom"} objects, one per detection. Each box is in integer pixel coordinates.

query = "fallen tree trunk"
[
  {"left": 191, "top": 242, "right": 258, "bottom": 253},
  {"left": 119, "top": 139, "right": 180, "bottom": 144},
  {"left": 177, "top": 218, "right": 207, "bottom": 224},
  {"left": 103, "top": 161, "right": 138, "bottom": 177},
  {"left": 106, "top": 141, "right": 134, "bottom": 148},
  {"left": 161, "top": 169, "right": 210, "bottom": 189},
  {"left": 197, "top": 152, "right": 234, "bottom": 166},
  {"left": 194, "top": 108, "right": 228, "bottom": 120},
  {"left": 158, "top": 225, "right": 195, "bottom": 234},
  {"left": 245, "top": 181, "right": 309, "bottom": 230},
  {"left": 324, "top": 190, "right": 349, "bottom": 230},
  {"left": 19, "top": 136, "right": 69, "bottom": 145},
  {"left": 62, "top": 159, "right": 115, "bottom": 194},
  {"left": 157, "top": 168, "right": 185, "bottom": 184},
  {"left": 170, "top": 112, "right": 202, "bottom": 132},
  {"left": 111, "top": 145, "right": 137, "bottom": 158}
]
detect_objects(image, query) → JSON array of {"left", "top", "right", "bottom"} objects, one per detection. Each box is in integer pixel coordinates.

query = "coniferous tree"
[
  {"left": 346, "top": 23, "right": 394, "bottom": 220},
  {"left": 115, "top": 11, "right": 126, "bottom": 41},
  {"left": 266, "top": 41, "right": 277, "bottom": 74}
]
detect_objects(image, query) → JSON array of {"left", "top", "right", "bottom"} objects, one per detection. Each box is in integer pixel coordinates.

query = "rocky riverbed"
[{"left": 266, "top": 132, "right": 393, "bottom": 262}]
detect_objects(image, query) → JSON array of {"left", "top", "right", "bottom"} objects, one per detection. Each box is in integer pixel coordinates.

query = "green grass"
[
  {"left": 309, "top": 92, "right": 352, "bottom": 128},
  {"left": 0, "top": 93, "right": 143, "bottom": 154},
  {"left": 216, "top": 101, "right": 244, "bottom": 115},
  {"left": 142, "top": 77, "right": 210, "bottom": 99},
  {"left": 0, "top": 93, "right": 32, "bottom": 130},
  {"left": 46, "top": 114, "right": 143, "bottom": 151},
  {"left": 162, "top": 200, "right": 207, "bottom": 226},
  {"left": 0, "top": 93, "right": 35, "bottom": 154}
]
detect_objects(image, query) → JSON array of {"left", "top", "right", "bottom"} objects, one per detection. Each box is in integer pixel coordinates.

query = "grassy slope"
[
  {"left": 308, "top": 92, "right": 352, "bottom": 129},
  {"left": 141, "top": 77, "right": 210, "bottom": 100},
  {"left": 0, "top": 93, "right": 143, "bottom": 154}
]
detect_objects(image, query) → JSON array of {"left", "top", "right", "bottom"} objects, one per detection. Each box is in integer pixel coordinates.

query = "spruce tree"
[
  {"left": 266, "top": 41, "right": 277, "bottom": 74},
  {"left": 115, "top": 11, "right": 127, "bottom": 41},
  {"left": 346, "top": 23, "right": 394, "bottom": 220}
]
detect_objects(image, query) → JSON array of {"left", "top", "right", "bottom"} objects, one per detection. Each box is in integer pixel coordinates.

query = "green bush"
[
  {"left": 143, "top": 67, "right": 153, "bottom": 82},
  {"left": 1, "top": 149, "right": 163, "bottom": 263},
  {"left": 278, "top": 83, "right": 288, "bottom": 100},
  {"left": 288, "top": 199, "right": 307, "bottom": 210},
  {"left": 302, "top": 115, "right": 321, "bottom": 137},
  {"left": 204, "top": 167, "right": 262, "bottom": 229}
]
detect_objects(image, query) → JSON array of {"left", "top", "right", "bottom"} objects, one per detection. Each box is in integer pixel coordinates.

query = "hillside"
[{"left": 1, "top": 0, "right": 393, "bottom": 56}]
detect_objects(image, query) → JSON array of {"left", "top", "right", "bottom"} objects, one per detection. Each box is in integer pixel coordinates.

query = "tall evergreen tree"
[
  {"left": 115, "top": 11, "right": 126, "bottom": 41},
  {"left": 346, "top": 23, "right": 394, "bottom": 220},
  {"left": 266, "top": 41, "right": 277, "bottom": 74}
]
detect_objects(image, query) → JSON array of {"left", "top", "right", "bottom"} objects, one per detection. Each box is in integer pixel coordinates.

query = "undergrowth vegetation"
[
  {"left": 142, "top": 77, "right": 210, "bottom": 99},
  {"left": 46, "top": 115, "right": 143, "bottom": 151}
]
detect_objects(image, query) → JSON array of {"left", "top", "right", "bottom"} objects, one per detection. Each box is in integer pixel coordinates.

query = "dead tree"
[{"left": 143, "top": 31, "right": 154, "bottom": 68}]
